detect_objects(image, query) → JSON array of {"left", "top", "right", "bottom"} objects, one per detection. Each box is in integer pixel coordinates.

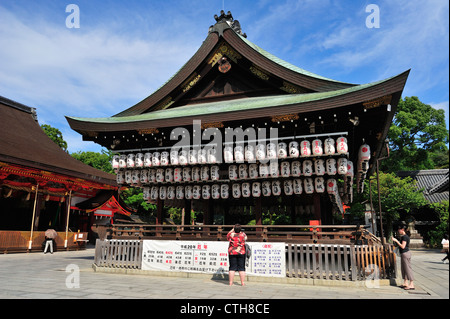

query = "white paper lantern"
[
  {"left": 207, "top": 148, "right": 217, "bottom": 164},
  {"left": 358, "top": 144, "right": 371, "bottom": 173},
  {"left": 189, "top": 149, "right": 198, "bottom": 165},
  {"left": 140, "top": 169, "right": 149, "bottom": 184},
  {"left": 165, "top": 168, "right": 174, "bottom": 182},
  {"left": 312, "top": 139, "right": 323, "bottom": 156},
  {"left": 229, "top": 165, "right": 238, "bottom": 180},
  {"left": 249, "top": 164, "right": 259, "bottom": 179},
  {"left": 182, "top": 167, "right": 191, "bottom": 182},
  {"left": 324, "top": 138, "right": 335, "bottom": 155},
  {"left": 156, "top": 168, "right": 165, "bottom": 183},
  {"left": 116, "top": 171, "right": 125, "bottom": 184},
  {"left": 291, "top": 161, "right": 301, "bottom": 177},
  {"left": 221, "top": 184, "right": 229, "bottom": 199},
  {"left": 198, "top": 149, "right": 207, "bottom": 164},
  {"left": 300, "top": 140, "right": 311, "bottom": 157},
  {"left": 192, "top": 185, "right": 201, "bottom": 199},
  {"left": 212, "top": 184, "right": 220, "bottom": 199},
  {"left": 315, "top": 177, "right": 325, "bottom": 193},
  {"left": 256, "top": 144, "right": 266, "bottom": 160},
  {"left": 336, "top": 137, "right": 348, "bottom": 154},
  {"left": 192, "top": 167, "right": 200, "bottom": 181},
  {"left": 211, "top": 165, "right": 220, "bottom": 181},
  {"left": 293, "top": 179, "right": 303, "bottom": 194},
  {"left": 267, "top": 142, "right": 277, "bottom": 159},
  {"left": 126, "top": 154, "right": 135, "bottom": 168},
  {"left": 272, "top": 180, "right": 282, "bottom": 196},
  {"left": 252, "top": 182, "right": 261, "bottom": 197},
  {"left": 176, "top": 186, "right": 184, "bottom": 199},
  {"left": 224, "top": 146, "right": 234, "bottom": 163},
  {"left": 167, "top": 186, "right": 175, "bottom": 200},
  {"left": 302, "top": 160, "right": 313, "bottom": 176},
  {"left": 262, "top": 181, "right": 272, "bottom": 197},
  {"left": 327, "top": 179, "right": 338, "bottom": 194},
  {"left": 304, "top": 178, "right": 314, "bottom": 194},
  {"left": 170, "top": 150, "right": 179, "bottom": 165},
  {"left": 238, "top": 164, "right": 248, "bottom": 179},
  {"left": 280, "top": 161, "right": 290, "bottom": 177},
  {"left": 134, "top": 154, "right": 143, "bottom": 169},
  {"left": 284, "top": 180, "right": 293, "bottom": 195},
  {"left": 202, "top": 185, "right": 211, "bottom": 199},
  {"left": 179, "top": 150, "right": 188, "bottom": 165},
  {"left": 326, "top": 158, "right": 337, "bottom": 175},
  {"left": 159, "top": 186, "right": 167, "bottom": 200},
  {"left": 119, "top": 155, "right": 127, "bottom": 169},
  {"left": 149, "top": 169, "right": 156, "bottom": 183},
  {"left": 174, "top": 167, "right": 182, "bottom": 182},
  {"left": 125, "top": 170, "right": 133, "bottom": 184},
  {"left": 346, "top": 161, "right": 354, "bottom": 178},
  {"left": 289, "top": 141, "right": 299, "bottom": 158},
  {"left": 337, "top": 157, "right": 348, "bottom": 175},
  {"left": 278, "top": 142, "right": 288, "bottom": 158},
  {"left": 112, "top": 155, "right": 120, "bottom": 170},
  {"left": 314, "top": 159, "right": 325, "bottom": 176},
  {"left": 245, "top": 145, "right": 255, "bottom": 162},
  {"left": 232, "top": 183, "right": 241, "bottom": 198},
  {"left": 234, "top": 145, "right": 244, "bottom": 163},
  {"left": 143, "top": 187, "right": 150, "bottom": 201},
  {"left": 269, "top": 162, "right": 279, "bottom": 177},
  {"left": 152, "top": 152, "right": 161, "bottom": 166},
  {"left": 151, "top": 186, "right": 159, "bottom": 200},
  {"left": 259, "top": 163, "right": 269, "bottom": 177},
  {"left": 185, "top": 185, "right": 193, "bottom": 199},
  {"left": 160, "top": 151, "right": 169, "bottom": 166},
  {"left": 144, "top": 153, "right": 152, "bottom": 167},
  {"left": 242, "top": 182, "right": 251, "bottom": 197},
  {"left": 201, "top": 166, "right": 209, "bottom": 181}
]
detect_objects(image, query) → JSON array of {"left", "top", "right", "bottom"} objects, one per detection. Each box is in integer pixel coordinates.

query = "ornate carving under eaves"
[
  {"left": 208, "top": 43, "right": 242, "bottom": 66},
  {"left": 209, "top": 10, "right": 247, "bottom": 38},
  {"left": 280, "top": 81, "right": 303, "bottom": 94},
  {"left": 249, "top": 65, "right": 269, "bottom": 81}
]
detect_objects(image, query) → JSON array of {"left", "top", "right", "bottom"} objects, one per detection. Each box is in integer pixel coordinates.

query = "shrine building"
[{"left": 66, "top": 11, "right": 409, "bottom": 230}]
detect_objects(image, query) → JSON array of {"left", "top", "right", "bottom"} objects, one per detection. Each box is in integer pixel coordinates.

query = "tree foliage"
[
  {"left": 71, "top": 149, "right": 115, "bottom": 174},
  {"left": 383, "top": 96, "right": 449, "bottom": 172},
  {"left": 41, "top": 124, "right": 68, "bottom": 152}
]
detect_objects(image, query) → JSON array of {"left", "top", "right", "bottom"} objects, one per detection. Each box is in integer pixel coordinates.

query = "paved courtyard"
[{"left": 0, "top": 246, "right": 447, "bottom": 302}]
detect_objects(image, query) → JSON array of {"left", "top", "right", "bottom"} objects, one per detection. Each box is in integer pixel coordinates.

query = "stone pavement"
[{"left": 0, "top": 246, "right": 448, "bottom": 302}]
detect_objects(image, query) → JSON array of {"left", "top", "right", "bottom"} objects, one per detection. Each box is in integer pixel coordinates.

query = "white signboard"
[{"left": 142, "top": 240, "right": 286, "bottom": 277}]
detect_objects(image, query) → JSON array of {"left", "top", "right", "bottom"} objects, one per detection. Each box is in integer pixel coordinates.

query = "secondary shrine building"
[{"left": 67, "top": 11, "right": 409, "bottom": 228}]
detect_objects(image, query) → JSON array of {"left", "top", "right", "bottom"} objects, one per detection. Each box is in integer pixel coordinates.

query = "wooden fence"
[
  {"left": 100, "top": 224, "right": 379, "bottom": 245},
  {"left": 94, "top": 239, "right": 142, "bottom": 269},
  {"left": 93, "top": 239, "right": 397, "bottom": 281},
  {"left": 286, "top": 243, "right": 396, "bottom": 281},
  {"left": 0, "top": 230, "right": 88, "bottom": 253}
]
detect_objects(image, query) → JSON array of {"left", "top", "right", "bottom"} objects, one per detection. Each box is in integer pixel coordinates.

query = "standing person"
[
  {"left": 392, "top": 225, "right": 415, "bottom": 290},
  {"left": 441, "top": 234, "right": 449, "bottom": 263},
  {"left": 227, "top": 224, "right": 247, "bottom": 286},
  {"left": 43, "top": 236, "right": 54, "bottom": 254}
]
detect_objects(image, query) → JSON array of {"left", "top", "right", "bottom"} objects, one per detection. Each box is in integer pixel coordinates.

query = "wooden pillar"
[
  {"left": 313, "top": 194, "right": 322, "bottom": 222},
  {"left": 254, "top": 197, "right": 262, "bottom": 225},
  {"left": 156, "top": 198, "right": 164, "bottom": 236}
]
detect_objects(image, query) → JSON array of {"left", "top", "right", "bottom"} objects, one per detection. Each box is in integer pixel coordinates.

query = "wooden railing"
[
  {"left": 0, "top": 230, "right": 88, "bottom": 253},
  {"left": 286, "top": 243, "right": 396, "bottom": 281},
  {"left": 103, "top": 224, "right": 378, "bottom": 245},
  {"left": 93, "top": 239, "right": 397, "bottom": 281}
]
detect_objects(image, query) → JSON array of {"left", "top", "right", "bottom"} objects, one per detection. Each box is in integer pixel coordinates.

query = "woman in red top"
[{"left": 227, "top": 224, "right": 247, "bottom": 286}]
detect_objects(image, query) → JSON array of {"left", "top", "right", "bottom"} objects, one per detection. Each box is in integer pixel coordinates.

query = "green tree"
[
  {"left": 383, "top": 96, "right": 449, "bottom": 172},
  {"left": 41, "top": 124, "right": 68, "bottom": 152},
  {"left": 71, "top": 149, "right": 114, "bottom": 174},
  {"left": 347, "top": 172, "right": 427, "bottom": 239}
]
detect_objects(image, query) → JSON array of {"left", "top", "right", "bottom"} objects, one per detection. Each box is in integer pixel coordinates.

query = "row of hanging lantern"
[
  {"left": 111, "top": 136, "right": 349, "bottom": 169},
  {"left": 115, "top": 158, "right": 355, "bottom": 186},
  {"left": 141, "top": 177, "right": 343, "bottom": 201}
]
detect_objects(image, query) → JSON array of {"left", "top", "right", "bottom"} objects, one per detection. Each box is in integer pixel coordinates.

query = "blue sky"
[{"left": 0, "top": 0, "right": 448, "bottom": 153}]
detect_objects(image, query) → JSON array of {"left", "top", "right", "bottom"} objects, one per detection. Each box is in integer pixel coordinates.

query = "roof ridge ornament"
[{"left": 209, "top": 10, "right": 247, "bottom": 38}]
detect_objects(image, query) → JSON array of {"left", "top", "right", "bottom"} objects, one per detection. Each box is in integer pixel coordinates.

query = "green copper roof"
[{"left": 67, "top": 74, "right": 394, "bottom": 125}]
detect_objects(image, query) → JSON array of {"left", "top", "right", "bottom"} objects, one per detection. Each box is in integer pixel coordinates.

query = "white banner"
[{"left": 142, "top": 240, "right": 286, "bottom": 277}]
